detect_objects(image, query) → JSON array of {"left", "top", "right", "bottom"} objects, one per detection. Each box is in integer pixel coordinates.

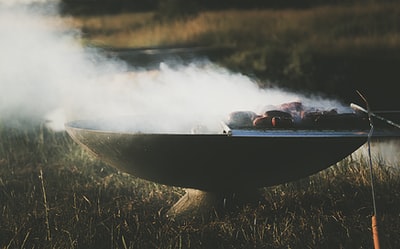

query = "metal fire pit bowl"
[{"left": 65, "top": 117, "right": 370, "bottom": 192}]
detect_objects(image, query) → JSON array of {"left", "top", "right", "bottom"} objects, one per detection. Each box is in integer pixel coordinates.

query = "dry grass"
[
  {"left": 1, "top": 121, "right": 400, "bottom": 248},
  {"left": 2, "top": 3, "right": 400, "bottom": 247},
  {"left": 63, "top": 3, "right": 400, "bottom": 50},
  {"left": 61, "top": 2, "right": 400, "bottom": 106}
]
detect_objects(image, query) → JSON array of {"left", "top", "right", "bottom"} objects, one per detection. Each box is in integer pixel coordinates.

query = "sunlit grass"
[
  {"left": 63, "top": 2, "right": 400, "bottom": 102},
  {"left": 1, "top": 121, "right": 399, "bottom": 248},
  {"left": 2, "top": 3, "right": 400, "bottom": 247},
  {"left": 64, "top": 3, "right": 400, "bottom": 51}
]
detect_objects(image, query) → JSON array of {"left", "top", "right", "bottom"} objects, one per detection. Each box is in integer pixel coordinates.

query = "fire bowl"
[{"left": 65, "top": 117, "right": 369, "bottom": 192}]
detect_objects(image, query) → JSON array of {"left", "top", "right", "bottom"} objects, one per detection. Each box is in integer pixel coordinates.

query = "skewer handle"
[{"left": 372, "top": 215, "right": 381, "bottom": 249}]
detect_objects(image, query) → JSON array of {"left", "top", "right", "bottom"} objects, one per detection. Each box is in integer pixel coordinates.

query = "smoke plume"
[{"left": 0, "top": 1, "right": 351, "bottom": 133}]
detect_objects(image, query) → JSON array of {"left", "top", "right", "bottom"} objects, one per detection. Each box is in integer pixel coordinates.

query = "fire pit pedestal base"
[{"left": 166, "top": 188, "right": 263, "bottom": 220}]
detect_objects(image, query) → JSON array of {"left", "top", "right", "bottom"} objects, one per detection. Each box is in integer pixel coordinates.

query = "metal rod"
[
  {"left": 355, "top": 91, "right": 380, "bottom": 249},
  {"left": 350, "top": 103, "right": 400, "bottom": 129}
]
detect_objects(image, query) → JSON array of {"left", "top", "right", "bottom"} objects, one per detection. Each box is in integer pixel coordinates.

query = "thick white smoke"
[{"left": 0, "top": 1, "right": 350, "bottom": 133}]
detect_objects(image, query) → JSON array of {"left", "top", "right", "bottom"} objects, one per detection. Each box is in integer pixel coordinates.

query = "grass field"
[
  {"left": 66, "top": 3, "right": 400, "bottom": 51},
  {"left": 1, "top": 121, "right": 400, "bottom": 248},
  {"left": 2, "top": 2, "right": 400, "bottom": 248},
  {"left": 64, "top": 2, "right": 400, "bottom": 109}
]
